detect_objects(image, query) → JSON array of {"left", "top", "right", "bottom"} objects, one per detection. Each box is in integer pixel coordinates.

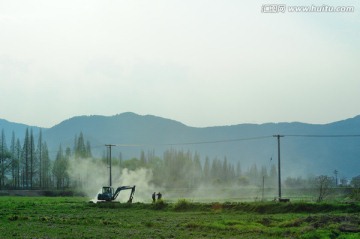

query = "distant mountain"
[
  {"left": 42, "top": 112, "right": 190, "bottom": 151},
  {"left": 0, "top": 118, "right": 43, "bottom": 142},
  {"left": 1, "top": 113, "right": 360, "bottom": 179}
]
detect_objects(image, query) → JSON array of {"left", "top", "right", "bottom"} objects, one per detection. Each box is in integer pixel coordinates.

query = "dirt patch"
[
  {"left": 304, "top": 215, "right": 360, "bottom": 231},
  {"left": 339, "top": 224, "right": 360, "bottom": 233}
]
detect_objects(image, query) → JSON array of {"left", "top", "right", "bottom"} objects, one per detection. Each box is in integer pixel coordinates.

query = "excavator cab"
[
  {"left": 102, "top": 186, "right": 113, "bottom": 194},
  {"left": 98, "top": 186, "right": 114, "bottom": 201},
  {"left": 97, "top": 185, "right": 136, "bottom": 202}
]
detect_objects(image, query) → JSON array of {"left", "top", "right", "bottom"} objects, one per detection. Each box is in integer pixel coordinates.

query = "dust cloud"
[
  {"left": 68, "top": 158, "right": 283, "bottom": 203},
  {"left": 68, "top": 158, "right": 160, "bottom": 203}
]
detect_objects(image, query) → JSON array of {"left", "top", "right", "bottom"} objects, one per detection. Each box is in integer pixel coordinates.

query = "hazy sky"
[{"left": 1, "top": 0, "right": 359, "bottom": 128}]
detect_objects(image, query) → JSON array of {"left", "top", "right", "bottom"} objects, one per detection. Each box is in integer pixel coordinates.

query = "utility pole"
[
  {"left": 273, "top": 135, "right": 284, "bottom": 199},
  {"left": 262, "top": 175, "right": 265, "bottom": 201},
  {"left": 105, "top": 144, "right": 115, "bottom": 187},
  {"left": 334, "top": 170, "right": 338, "bottom": 186}
]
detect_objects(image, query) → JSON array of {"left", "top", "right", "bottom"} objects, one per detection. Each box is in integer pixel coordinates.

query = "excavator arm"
[{"left": 112, "top": 185, "right": 136, "bottom": 202}]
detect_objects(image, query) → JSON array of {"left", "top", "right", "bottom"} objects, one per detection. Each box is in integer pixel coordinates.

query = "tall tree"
[
  {"left": 314, "top": 175, "right": 333, "bottom": 202},
  {"left": 41, "top": 142, "right": 51, "bottom": 188},
  {"left": 269, "top": 164, "right": 277, "bottom": 188},
  {"left": 248, "top": 163, "right": 259, "bottom": 185},
  {"left": 203, "top": 156, "right": 210, "bottom": 183},
  {"left": 210, "top": 157, "right": 222, "bottom": 184},
  {"left": 85, "top": 141, "right": 92, "bottom": 158},
  {"left": 192, "top": 152, "right": 202, "bottom": 187},
  {"left": 36, "top": 129, "right": 43, "bottom": 188},
  {"left": 222, "top": 157, "right": 228, "bottom": 182},
  {"left": 75, "top": 132, "right": 86, "bottom": 158},
  {"left": 29, "top": 129, "right": 35, "bottom": 188},
  {"left": 236, "top": 161, "right": 242, "bottom": 177},
  {"left": 52, "top": 145, "right": 69, "bottom": 189},
  {"left": 140, "top": 150, "right": 146, "bottom": 167},
  {"left": 15, "top": 139, "right": 21, "bottom": 188},
  {"left": 9, "top": 131, "right": 18, "bottom": 188},
  {"left": 0, "top": 129, "right": 10, "bottom": 189},
  {"left": 21, "top": 128, "right": 30, "bottom": 188}
]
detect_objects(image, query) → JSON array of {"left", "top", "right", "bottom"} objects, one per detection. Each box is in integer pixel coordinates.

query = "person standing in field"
[
  {"left": 152, "top": 192, "right": 156, "bottom": 203},
  {"left": 157, "top": 192, "right": 162, "bottom": 200}
]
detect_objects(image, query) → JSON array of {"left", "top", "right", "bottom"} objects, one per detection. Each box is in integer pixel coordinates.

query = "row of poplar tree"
[
  {"left": 0, "top": 128, "right": 91, "bottom": 190},
  {"left": 0, "top": 127, "right": 279, "bottom": 190},
  {"left": 118, "top": 149, "right": 278, "bottom": 189}
]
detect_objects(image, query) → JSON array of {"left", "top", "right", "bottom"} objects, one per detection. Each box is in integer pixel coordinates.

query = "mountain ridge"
[
  {"left": 4, "top": 112, "right": 360, "bottom": 130},
  {"left": 1, "top": 113, "right": 360, "bottom": 178}
]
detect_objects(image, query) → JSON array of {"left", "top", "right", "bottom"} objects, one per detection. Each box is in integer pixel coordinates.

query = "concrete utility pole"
[
  {"left": 273, "top": 135, "right": 284, "bottom": 199},
  {"left": 105, "top": 144, "right": 115, "bottom": 187},
  {"left": 334, "top": 170, "right": 338, "bottom": 186},
  {"left": 262, "top": 175, "right": 265, "bottom": 201}
]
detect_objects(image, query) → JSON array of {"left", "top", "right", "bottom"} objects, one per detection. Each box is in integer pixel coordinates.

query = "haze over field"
[
  {"left": 1, "top": 112, "right": 360, "bottom": 182},
  {"left": 0, "top": 0, "right": 359, "bottom": 128},
  {"left": 1, "top": 0, "right": 359, "bottom": 196}
]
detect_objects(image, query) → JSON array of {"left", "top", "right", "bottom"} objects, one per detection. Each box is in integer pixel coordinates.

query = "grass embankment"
[{"left": 0, "top": 197, "right": 359, "bottom": 239}]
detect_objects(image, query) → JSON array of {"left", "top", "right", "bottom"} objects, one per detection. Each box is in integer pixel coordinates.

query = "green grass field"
[{"left": 0, "top": 197, "right": 359, "bottom": 239}]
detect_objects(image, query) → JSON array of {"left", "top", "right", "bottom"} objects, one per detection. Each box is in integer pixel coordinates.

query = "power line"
[
  {"left": 114, "top": 135, "right": 273, "bottom": 147},
  {"left": 46, "top": 134, "right": 360, "bottom": 153},
  {"left": 95, "top": 134, "right": 360, "bottom": 148},
  {"left": 285, "top": 134, "right": 360, "bottom": 138}
]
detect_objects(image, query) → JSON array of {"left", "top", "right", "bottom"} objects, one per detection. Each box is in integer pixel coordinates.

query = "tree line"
[
  {"left": 0, "top": 128, "right": 91, "bottom": 190},
  {"left": 0, "top": 127, "right": 279, "bottom": 191},
  {"left": 116, "top": 148, "right": 279, "bottom": 189},
  {"left": 2, "top": 127, "right": 360, "bottom": 201}
]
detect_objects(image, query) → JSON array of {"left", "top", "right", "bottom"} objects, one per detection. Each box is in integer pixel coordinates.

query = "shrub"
[
  {"left": 173, "top": 199, "right": 192, "bottom": 211},
  {"left": 350, "top": 189, "right": 360, "bottom": 201},
  {"left": 211, "top": 202, "right": 223, "bottom": 211},
  {"left": 152, "top": 199, "right": 167, "bottom": 210}
]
